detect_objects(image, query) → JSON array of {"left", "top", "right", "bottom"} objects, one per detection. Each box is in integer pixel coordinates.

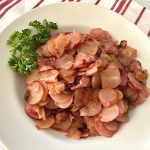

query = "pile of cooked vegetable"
[{"left": 7, "top": 20, "right": 149, "bottom": 139}]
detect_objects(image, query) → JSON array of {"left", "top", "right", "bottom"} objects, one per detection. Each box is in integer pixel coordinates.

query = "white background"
[{"left": 135, "top": 0, "right": 150, "bottom": 9}]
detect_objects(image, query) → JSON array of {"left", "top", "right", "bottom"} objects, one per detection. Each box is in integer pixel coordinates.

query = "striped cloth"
[{"left": 0, "top": 0, "right": 150, "bottom": 37}]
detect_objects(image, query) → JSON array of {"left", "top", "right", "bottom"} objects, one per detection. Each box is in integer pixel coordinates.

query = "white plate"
[{"left": 0, "top": 2, "right": 150, "bottom": 150}]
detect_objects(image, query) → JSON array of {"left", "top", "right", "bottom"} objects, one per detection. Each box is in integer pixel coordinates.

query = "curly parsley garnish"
[{"left": 7, "top": 19, "right": 58, "bottom": 75}]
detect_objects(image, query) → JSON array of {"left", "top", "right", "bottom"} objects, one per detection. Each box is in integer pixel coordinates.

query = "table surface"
[{"left": 135, "top": 0, "right": 150, "bottom": 9}]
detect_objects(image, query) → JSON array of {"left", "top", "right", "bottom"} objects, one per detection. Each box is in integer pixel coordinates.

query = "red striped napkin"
[{"left": 0, "top": 0, "right": 150, "bottom": 37}]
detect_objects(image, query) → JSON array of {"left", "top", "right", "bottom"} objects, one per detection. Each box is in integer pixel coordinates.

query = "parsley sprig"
[{"left": 7, "top": 19, "right": 58, "bottom": 75}]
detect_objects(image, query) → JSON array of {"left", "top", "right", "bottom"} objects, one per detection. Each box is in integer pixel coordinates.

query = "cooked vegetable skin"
[
  {"left": 23, "top": 27, "right": 149, "bottom": 139},
  {"left": 7, "top": 19, "right": 58, "bottom": 75}
]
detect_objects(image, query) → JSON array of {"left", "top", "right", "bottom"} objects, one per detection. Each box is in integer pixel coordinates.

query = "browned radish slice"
[
  {"left": 91, "top": 71, "right": 101, "bottom": 89},
  {"left": 32, "top": 105, "right": 46, "bottom": 120},
  {"left": 99, "top": 89, "right": 118, "bottom": 107},
  {"left": 94, "top": 120, "right": 114, "bottom": 137},
  {"left": 129, "top": 60, "right": 142, "bottom": 72},
  {"left": 117, "top": 99, "right": 126, "bottom": 115},
  {"left": 68, "top": 32, "right": 82, "bottom": 48},
  {"left": 36, "top": 44, "right": 52, "bottom": 57},
  {"left": 100, "top": 104, "right": 119, "bottom": 122},
  {"left": 71, "top": 76, "right": 90, "bottom": 90},
  {"left": 55, "top": 96, "right": 73, "bottom": 109},
  {"left": 77, "top": 40, "right": 99, "bottom": 55},
  {"left": 55, "top": 54, "right": 74, "bottom": 69},
  {"left": 66, "top": 122, "right": 82, "bottom": 139},
  {"left": 127, "top": 72, "right": 143, "bottom": 90},
  {"left": 27, "top": 82, "right": 44, "bottom": 105},
  {"left": 53, "top": 115, "right": 72, "bottom": 132},
  {"left": 104, "top": 121, "right": 119, "bottom": 132},
  {"left": 36, "top": 115, "right": 54, "bottom": 129},
  {"left": 74, "top": 52, "right": 95, "bottom": 69},
  {"left": 130, "top": 90, "right": 147, "bottom": 106},
  {"left": 100, "top": 68, "right": 121, "bottom": 88},
  {"left": 48, "top": 82, "right": 65, "bottom": 95},
  {"left": 84, "top": 117, "right": 98, "bottom": 135},
  {"left": 45, "top": 96, "right": 58, "bottom": 109},
  {"left": 50, "top": 92, "right": 72, "bottom": 103},
  {"left": 89, "top": 28, "right": 111, "bottom": 41},
  {"left": 36, "top": 57, "right": 54, "bottom": 72},
  {"left": 80, "top": 99, "right": 101, "bottom": 116},
  {"left": 48, "top": 33, "right": 69, "bottom": 57},
  {"left": 59, "top": 68, "right": 75, "bottom": 83},
  {"left": 73, "top": 88, "right": 89, "bottom": 109},
  {"left": 26, "top": 69, "right": 41, "bottom": 85},
  {"left": 40, "top": 70, "right": 59, "bottom": 82},
  {"left": 116, "top": 113, "right": 129, "bottom": 123},
  {"left": 85, "top": 60, "right": 102, "bottom": 76},
  {"left": 24, "top": 102, "right": 39, "bottom": 119}
]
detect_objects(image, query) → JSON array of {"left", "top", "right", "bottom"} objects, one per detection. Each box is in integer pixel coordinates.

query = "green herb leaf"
[{"left": 7, "top": 19, "right": 58, "bottom": 75}]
